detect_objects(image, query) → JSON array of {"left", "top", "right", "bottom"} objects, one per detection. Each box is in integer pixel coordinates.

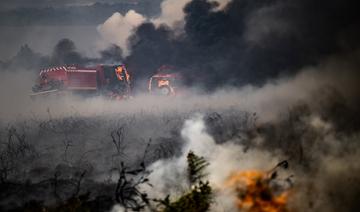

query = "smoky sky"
[
  {"left": 2, "top": 0, "right": 360, "bottom": 90},
  {"left": 0, "top": 0, "right": 162, "bottom": 60},
  {"left": 125, "top": 0, "right": 360, "bottom": 89},
  {"left": 0, "top": 0, "right": 163, "bottom": 25}
]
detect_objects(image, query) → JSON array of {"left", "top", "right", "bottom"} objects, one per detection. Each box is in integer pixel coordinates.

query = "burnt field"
[{"left": 1, "top": 61, "right": 360, "bottom": 211}]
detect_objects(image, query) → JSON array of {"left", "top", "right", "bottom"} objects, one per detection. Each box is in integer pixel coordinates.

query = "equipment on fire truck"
[{"left": 31, "top": 64, "right": 131, "bottom": 99}]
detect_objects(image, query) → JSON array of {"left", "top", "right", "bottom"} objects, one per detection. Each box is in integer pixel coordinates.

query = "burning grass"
[{"left": 225, "top": 170, "right": 289, "bottom": 212}]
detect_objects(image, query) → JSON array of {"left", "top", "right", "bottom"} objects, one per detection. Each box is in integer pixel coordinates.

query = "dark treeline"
[{"left": 0, "top": 39, "right": 123, "bottom": 72}]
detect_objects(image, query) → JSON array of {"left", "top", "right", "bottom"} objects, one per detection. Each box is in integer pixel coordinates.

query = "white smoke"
[
  {"left": 142, "top": 114, "right": 279, "bottom": 210},
  {"left": 152, "top": 0, "right": 192, "bottom": 28},
  {"left": 97, "top": 10, "right": 146, "bottom": 56},
  {"left": 210, "top": 0, "right": 232, "bottom": 10},
  {"left": 111, "top": 204, "right": 126, "bottom": 212},
  {"left": 152, "top": 0, "right": 232, "bottom": 27}
]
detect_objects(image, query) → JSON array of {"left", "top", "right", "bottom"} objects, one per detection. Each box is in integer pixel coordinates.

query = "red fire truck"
[{"left": 31, "top": 64, "right": 131, "bottom": 99}]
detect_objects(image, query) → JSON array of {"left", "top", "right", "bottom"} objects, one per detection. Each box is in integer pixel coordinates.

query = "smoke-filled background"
[{"left": 1, "top": 0, "right": 360, "bottom": 211}]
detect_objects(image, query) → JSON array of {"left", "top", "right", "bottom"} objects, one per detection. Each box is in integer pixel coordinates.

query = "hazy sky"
[
  {"left": 0, "top": 0, "right": 138, "bottom": 10},
  {"left": 0, "top": 0, "right": 162, "bottom": 59}
]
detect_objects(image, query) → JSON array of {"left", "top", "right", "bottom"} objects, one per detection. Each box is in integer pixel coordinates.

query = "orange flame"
[{"left": 225, "top": 170, "right": 289, "bottom": 212}]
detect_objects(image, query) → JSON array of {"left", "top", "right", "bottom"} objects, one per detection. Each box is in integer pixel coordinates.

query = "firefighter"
[
  {"left": 115, "top": 65, "right": 130, "bottom": 83},
  {"left": 114, "top": 65, "right": 131, "bottom": 97}
]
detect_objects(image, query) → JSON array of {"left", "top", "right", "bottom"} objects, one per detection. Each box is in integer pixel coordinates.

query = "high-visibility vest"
[{"left": 116, "top": 66, "right": 130, "bottom": 83}]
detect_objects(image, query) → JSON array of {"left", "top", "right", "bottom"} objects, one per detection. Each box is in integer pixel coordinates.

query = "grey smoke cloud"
[
  {"left": 1, "top": 50, "right": 359, "bottom": 122},
  {"left": 244, "top": 2, "right": 295, "bottom": 44}
]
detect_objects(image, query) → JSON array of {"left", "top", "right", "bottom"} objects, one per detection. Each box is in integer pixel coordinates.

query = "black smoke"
[
  {"left": 98, "top": 45, "right": 123, "bottom": 64},
  {"left": 125, "top": 0, "right": 360, "bottom": 89}
]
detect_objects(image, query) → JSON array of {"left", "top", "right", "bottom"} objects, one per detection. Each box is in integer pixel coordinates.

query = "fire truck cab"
[{"left": 148, "top": 66, "right": 182, "bottom": 96}]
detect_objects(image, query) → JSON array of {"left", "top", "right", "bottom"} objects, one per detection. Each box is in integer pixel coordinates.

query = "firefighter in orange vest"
[
  {"left": 114, "top": 65, "right": 131, "bottom": 97},
  {"left": 115, "top": 65, "right": 130, "bottom": 83}
]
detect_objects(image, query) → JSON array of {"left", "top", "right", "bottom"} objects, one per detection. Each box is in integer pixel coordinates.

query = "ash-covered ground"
[{"left": 1, "top": 53, "right": 360, "bottom": 211}]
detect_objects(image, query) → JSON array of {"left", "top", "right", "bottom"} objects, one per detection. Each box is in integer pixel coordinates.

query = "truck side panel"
[{"left": 67, "top": 70, "right": 98, "bottom": 90}]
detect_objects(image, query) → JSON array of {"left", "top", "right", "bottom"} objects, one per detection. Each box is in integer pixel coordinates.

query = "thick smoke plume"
[
  {"left": 97, "top": 0, "right": 231, "bottom": 61},
  {"left": 123, "top": 0, "right": 360, "bottom": 89},
  {"left": 142, "top": 114, "right": 281, "bottom": 212}
]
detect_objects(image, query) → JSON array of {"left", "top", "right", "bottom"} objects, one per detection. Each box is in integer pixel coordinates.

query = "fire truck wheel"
[
  {"left": 32, "top": 85, "right": 41, "bottom": 92},
  {"left": 159, "top": 86, "right": 171, "bottom": 96}
]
